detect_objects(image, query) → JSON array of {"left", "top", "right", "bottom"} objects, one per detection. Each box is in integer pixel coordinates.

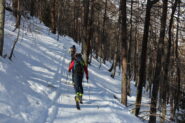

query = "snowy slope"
[{"left": 0, "top": 11, "right": 143, "bottom": 123}]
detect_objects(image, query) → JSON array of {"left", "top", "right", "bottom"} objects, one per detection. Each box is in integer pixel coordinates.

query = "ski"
[{"left": 75, "top": 96, "right": 80, "bottom": 110}]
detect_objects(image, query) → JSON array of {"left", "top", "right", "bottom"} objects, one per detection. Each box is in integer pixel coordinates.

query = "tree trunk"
[
  {"left": 111, "top": 51, "right": 118, "bottom": 78},
  {"left": 127, "top": 0, "right": 134, "bottom": 96},
  {"left": 120, "top": 0, "right": 127, "bottom": 106},
  {"left": 87, "top": 0, "right": 94, "bottom": 62},
  {"left": 82, "top": 0, "right": 90, "bottom": 65},
  {"left": 133, "top": 0, "right": 140, "bottom": 87},
  {"left": 16, "top": 0, "right": 21, "bottom": 29},
  {"left": 108, "top": 62, "right": 114, "bottom": 72},
  {"left": 12, "top": 0, "right": 21, "bottom": 29},
  {"left": 30, "top": 0, "right": 35, "bottom": 16},
  {"left": 0, "top": 0, "right": 4, "bottom": 56},
  {"left": 12, "top": 0, "right": 18, "bottom": 17},
  {"left": 57, "top": 0, "right": 63, "bottom": 41},
  {"left": 149, "top": 0, "right": 168, "bottom": 122},
  {"left": 134, "top": 20, "right": 138, "bottom": 86},
  {"left": 103, "top": 0, "right": 108, "bottom": 64},
  {"left": 110, "top": 37, "right": 119, "bottom": 78},
  {"left": 174, "top": 0, "right": 181, "bottom": 112},
  {"left": 135, "top": 0, "right": 159, "bottom": 116},
  {"left": 50, "top": 0, "right": 57, "bottom": 34},
  {"left": 170, "top": 97, "right": 175, "bottom": 121},
  {"left": 9, "top": 28, "right": 20, "bottom": 60}
]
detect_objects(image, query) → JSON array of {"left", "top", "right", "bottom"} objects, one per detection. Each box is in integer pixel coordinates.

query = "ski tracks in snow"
[
  {"left": 31, "top": 34, "right": 68, "bottom": 123},
  {"left": 31, "top": 34, "right": 138, "bottom": 123},
  {"left": 44, "top": 43, "right": 66, "bottom": 123}
]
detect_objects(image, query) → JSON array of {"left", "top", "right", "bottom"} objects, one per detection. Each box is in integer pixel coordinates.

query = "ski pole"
[
  {"left": 66, "top": 72, "right": 69, "bottom": 84},
  {"left": 87, "top": 79, "right": 90, "bottom": 101},
  {"left": 66, "top": 72, "right": 71, "bottom": 96},
  {"left": 67, "top": 72, "right": 72, "bottom": 85}
]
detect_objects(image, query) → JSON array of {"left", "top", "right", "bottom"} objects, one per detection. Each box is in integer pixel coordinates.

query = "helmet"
[{"left": 72, "top": 45, "right": 76, "bottom": 49}]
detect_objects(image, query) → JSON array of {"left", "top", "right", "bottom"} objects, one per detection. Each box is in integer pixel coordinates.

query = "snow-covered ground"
[{"left": 0, "top": 11, "right": 144, "bottom": 123}]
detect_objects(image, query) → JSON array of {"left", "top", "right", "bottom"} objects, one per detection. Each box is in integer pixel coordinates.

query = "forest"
[{"left": 0, "top": 0, "right": 185, "bottom": 122}]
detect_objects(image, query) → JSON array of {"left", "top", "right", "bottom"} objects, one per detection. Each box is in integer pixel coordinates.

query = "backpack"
[{"left": 74, "top": 54, "right": 84, "bottom": 75}]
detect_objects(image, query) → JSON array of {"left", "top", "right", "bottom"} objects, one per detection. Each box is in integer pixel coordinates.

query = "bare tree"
[
  {"left": 135, "top": 0, "right": 159, "bottom": 116},
  {"left": 120, "top": 0, "right": 127, "bottom": 106}
]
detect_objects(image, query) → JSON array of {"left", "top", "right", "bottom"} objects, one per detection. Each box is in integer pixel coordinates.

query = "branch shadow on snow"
[{"left": 0, "top": 32, "right": 72, "bottom": 122}]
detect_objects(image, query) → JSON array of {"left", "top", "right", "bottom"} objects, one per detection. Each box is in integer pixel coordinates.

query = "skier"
[
  {"left": 68, "top": 53, "right": 88, "bottom": 106},
  {"left": 68, "top": 45, "right": 76, "bottom": 62},
  {"left": 68, "top": 45, "right": 77, "bottom": 83}
]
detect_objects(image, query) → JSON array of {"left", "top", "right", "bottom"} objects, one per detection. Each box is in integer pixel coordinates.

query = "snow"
[{"left": 0, "top": 11, "right": 143, "bottom": 123}]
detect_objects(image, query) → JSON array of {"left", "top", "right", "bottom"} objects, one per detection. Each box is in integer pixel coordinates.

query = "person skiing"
[
  {"left": 68, "top": 45, "right": 76, "bottom": 62},
  {"left": 68, "top": 45, "right": 77, "bottom": 83},
  {"left": 68, "top": 53, "right": 88, "bottom": 105}
]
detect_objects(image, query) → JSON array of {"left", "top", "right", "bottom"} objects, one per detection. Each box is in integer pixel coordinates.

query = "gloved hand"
[
  {"left": 68, "top": 69, "right": 71, "bottom": 72},
  {"left": 68, "top": 48, "right": 72, "bottom": 53},
  {"left": 86, "top": 76, "right": 88, "bottom": 80}
]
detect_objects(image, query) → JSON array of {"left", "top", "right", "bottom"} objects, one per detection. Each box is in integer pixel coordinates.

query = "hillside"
[{"left": 0, "top": 11, "right": 143, "bottom": 123}]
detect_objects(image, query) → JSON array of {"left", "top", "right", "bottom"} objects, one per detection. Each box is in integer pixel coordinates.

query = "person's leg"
[
  {"left": 72, "top": 75, "right": 82, "bottom": 103},
  {"left": 73, "top": 74, "right": 80, "bottom": 102},
  {"left": 72, "top": 71, "right": 75, "bottom": 83},
  {"left": 78, "top": 75, "right": 83, "bottom": 94},
  {"left": 74, "top": 74, "right": 81, "bottom": 102},
  {"left": 73, "top": 74, "right": 79, "bottom": 94},
  {"left": 78, "top": 75, "right": 83, "bottom": 103}
]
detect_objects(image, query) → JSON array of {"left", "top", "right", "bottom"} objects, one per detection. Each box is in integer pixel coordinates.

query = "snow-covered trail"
[
  {"left": 34, "top": 37, "right": 142, "bottom": 123},
  {"left": 25, "top": 27, "right": 142, "bottom": 123},
  {"left": 28, "top": 34, "right": 126, "bottom": 123},
  {"left": 0, "top": 11, "right": 143, "bottom": 123}
]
